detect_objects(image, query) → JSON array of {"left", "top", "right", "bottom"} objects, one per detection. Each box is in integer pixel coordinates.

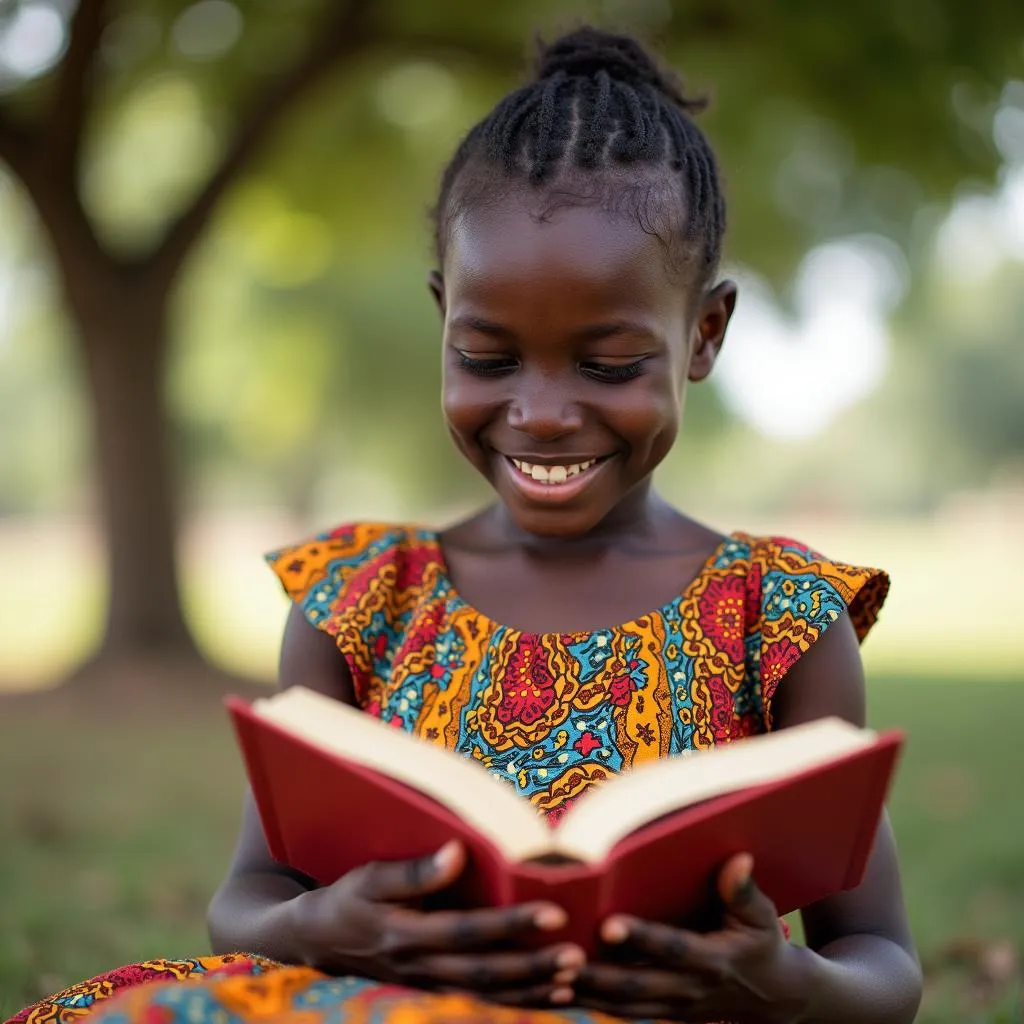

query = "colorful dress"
[{"left": 9, "top": 522, "right": 888, "bottom": 1024}]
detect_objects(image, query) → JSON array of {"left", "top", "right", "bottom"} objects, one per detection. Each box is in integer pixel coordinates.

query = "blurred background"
[{"left": 0, "top": 0, "right": 1021, "bottom": 1020}]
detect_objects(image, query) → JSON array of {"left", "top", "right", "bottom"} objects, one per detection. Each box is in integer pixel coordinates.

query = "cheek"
[
  {"left": 441, "top": 375, "right": 492, "bottom": 441},
  {"left": 610, "top": 377, "right": 681, "bottom": 447},
  {"left": 602, "top": 381, "right": 681, "bottom": 475}
]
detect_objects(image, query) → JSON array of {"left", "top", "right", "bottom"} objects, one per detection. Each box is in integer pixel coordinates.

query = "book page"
[
  {"left": 253, "top": 688, "right": 554, "bottom": 861},
  {"left": 554, "top": 717, "right": 875, "bottom": 862}
]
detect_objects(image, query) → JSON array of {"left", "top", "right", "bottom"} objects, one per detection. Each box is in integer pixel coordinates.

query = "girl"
[{"left": 11, "top": 26, "right": 922, "bottom": 1024}]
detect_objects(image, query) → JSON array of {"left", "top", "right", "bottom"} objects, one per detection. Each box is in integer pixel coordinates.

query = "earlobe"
[
  {"left": 427, "top": 269, "right": 446, "bottom": 316},
  {"left": 688, "top": 279, "right": 738, "bottom": 382}
]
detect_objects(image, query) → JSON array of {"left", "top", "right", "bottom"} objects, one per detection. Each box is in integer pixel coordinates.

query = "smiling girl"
[{"left": 11, "top": 26, "right": 922, "bottom": 1024}]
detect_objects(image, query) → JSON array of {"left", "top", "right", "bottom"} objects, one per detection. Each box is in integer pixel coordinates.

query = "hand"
[
  {"left": 290, "top": 841, "right": 585, "bottom": 1007},
  {"left": 576, "top": 854, "right": 813, "bottom": 1022}
]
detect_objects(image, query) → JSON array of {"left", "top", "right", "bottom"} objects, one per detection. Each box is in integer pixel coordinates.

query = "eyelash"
[
  {"left": 581, "top": 361, "right": 645, "bottom": 384},
  {"left": 456, "top": 352, "right": 645, "bottom": 384},
  {"left": 456, "top": 353, "right": 518, "bottom": 377}
]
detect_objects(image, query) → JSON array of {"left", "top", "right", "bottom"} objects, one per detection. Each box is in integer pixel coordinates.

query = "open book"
[{"left": 229, "top": 687, "right": 902, "bottom": 950}]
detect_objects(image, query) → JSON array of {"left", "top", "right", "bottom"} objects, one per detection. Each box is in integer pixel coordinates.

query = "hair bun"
[{"left": 534, "top": 27, "right": 693, "bottom": 108}]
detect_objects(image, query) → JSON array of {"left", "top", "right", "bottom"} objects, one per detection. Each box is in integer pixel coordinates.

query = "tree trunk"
[
  {"left": 73, "top": 275, "right": 197, "bottom": 663},
  {"left": 0, "top": 0, "right": 381, "bottom": 696}
]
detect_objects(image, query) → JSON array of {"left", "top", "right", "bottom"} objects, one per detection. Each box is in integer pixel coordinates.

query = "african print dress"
[{"left": 9, "top": 522, "right": 888, "bottom": 1024}]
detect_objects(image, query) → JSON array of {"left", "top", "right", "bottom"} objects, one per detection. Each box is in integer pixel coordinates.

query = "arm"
[
  {"left": 768, "top": 613, "right": 923, "bottom": 1024},
  {"left": 207, "top": 602, "right": 581, "bottom": 1006},
  {"left": 206, "top": 602, "right": 355, "bottom": 960}
]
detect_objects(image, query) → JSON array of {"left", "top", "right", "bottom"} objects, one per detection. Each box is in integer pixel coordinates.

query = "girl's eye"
[
  {"left": 580, "top": 361, "right": 645, "bottom": 384},
  {"left": 456, "top": 352, "right": 519, "bottom": 376}
]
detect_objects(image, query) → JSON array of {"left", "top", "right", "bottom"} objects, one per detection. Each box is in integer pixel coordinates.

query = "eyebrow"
[
  {"left": 448, "top": 315, "right": 657, "bottom": 343},
  {"left": 571, "top": 321, "right": 658, "bottom": 343},
  {"left": 447, "top": 315, "right": 516, "bottom": 339}
]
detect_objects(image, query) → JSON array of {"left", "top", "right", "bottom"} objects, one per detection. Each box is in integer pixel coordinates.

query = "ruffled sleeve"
[
  {"left": 264, "top": 521, "right": 434, "bottom": 705},
  {"left": 745, "top": 535, "right": 890, "bottom": 728}
]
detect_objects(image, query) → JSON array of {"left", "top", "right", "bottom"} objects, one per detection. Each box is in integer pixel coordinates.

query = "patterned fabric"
[
  {"left": 6, "top": 957, "right": 276, "bottom": 1024},
  {"left": 9, "top": 522, "right": 887, "bottom": 1024},
  {"left": 266, "top": 523, "right": 886, "bottom": 815},
  {"left": 15, "top": 961, "right": 630, "bottom": 1024}
]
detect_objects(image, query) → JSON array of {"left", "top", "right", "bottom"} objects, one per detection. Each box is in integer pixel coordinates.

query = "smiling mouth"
[{"left": 507, "top": 456, "right": 609, "bottom": 485}]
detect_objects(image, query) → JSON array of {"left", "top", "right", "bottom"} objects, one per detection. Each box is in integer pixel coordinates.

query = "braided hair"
[{"left": 433, "top": 27, "right": 726, "bottom": 288}]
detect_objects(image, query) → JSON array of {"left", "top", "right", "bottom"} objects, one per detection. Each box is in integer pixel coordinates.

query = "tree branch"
[
  {"left": 46, "top": 0, "right": 108, "bottom": 175},
  {"left": 147, "top": 0, "right": 376, "bottom": 291},
  {"left": 381, "top": 27, "right": 525, "bottom": 79}
]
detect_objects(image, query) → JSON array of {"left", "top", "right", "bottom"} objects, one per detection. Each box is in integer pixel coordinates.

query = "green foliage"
[
  {"left": 6, "top": 0, "right": 1019, "bottom": 269},
  {"left": 1, "top": 0, "right": 1023, "bottom": 518}
]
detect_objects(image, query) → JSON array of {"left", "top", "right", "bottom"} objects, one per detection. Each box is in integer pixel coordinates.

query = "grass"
[{"left": 0, "top": 678, "right": 1021, "bottom": 1022}]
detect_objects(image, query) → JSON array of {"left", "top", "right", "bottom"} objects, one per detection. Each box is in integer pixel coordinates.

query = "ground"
[{"left": 0, "top": 676, "right": 1021, "bottom": 1023}]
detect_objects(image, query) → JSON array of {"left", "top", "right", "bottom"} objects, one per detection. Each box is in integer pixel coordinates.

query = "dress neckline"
[{"left": 420, "top": 528, "right": 743, "bottom": 639}]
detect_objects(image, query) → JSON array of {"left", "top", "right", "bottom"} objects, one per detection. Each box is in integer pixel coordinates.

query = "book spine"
[
  {"left": 595, "top": 858, "right": 615, "bottom": 928},
  {"left": 507, "top": 863, "right": 604, "bottom": 955},
  {"left": 227, "top": 699, "right": 289, "bottom": 865},
  {"left": 842, "top": 733, "right": 903, "bottom": 890}
]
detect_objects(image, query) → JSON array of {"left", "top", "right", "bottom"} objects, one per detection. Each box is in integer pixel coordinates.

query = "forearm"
[
  {"left": 207, "top": 871, "right": 312, "bottom": 962},
  {"left": 793, "top": 935, "right": 922, "bottom": 1024}
]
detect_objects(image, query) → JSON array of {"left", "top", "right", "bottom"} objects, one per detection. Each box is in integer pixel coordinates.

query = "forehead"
[{"left": 444, "top": 195, "right": 689, "bottom": 309}]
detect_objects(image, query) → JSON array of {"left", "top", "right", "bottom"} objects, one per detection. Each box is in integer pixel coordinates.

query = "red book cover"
[{"left": 227, "top": 697, "right": 902, "bottom": 954}]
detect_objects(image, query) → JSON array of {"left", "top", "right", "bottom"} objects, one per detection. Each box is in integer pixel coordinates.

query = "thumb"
[
  {"left": 429, "top": 839, "right": 467, "bottom": 889},
  {"left": 717, "top": 853, "right": 778, "bottom": 929},
  {"left": 356, "top": 840, "right": 466, "bottom": 902}
]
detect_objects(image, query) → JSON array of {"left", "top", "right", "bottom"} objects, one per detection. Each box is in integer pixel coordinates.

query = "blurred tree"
[{"left": 0, "top": 0, "right": 1019, "bottom": 685}]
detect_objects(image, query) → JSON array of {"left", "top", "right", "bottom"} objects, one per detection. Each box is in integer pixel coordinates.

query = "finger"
[
  {"left": 717, "top": 851, "right": 754, "bottom": 904},
  {"left": 387, "top": 902, "right": 569, "bottom": 954},
  {"left": 600, "top": 916, "right": 722, "bottom": 973},
  {"left": 400, "top": 944, "right": 584, "bottom": 990},
  {"left": 578, "top": 962, "right": 706, "bottom": 1002},
  {"left": 354, "top": 841, "right": 466, "bottom": 902},
  {"left": 716, "top": 853, "right": 782, "bottom": 930}
]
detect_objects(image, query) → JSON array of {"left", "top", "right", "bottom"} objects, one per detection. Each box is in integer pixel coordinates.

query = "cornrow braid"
[{"left": 433, "top": 26, "right": 726, "bottom": 287}]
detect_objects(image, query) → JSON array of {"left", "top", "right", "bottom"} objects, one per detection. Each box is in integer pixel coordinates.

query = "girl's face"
[{"left": 433, "top": 196, "right": 735, "bottom": 539}]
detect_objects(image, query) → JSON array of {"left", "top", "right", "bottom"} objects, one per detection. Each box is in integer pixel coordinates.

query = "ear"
[
  {"left": 688, "top": 280, "right": 737, "bottom": 382},
  {"left": 427, "top": 269, "right": 446, "bottom": 317}
]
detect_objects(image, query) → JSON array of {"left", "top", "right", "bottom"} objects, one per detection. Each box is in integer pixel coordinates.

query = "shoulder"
[
  {"left": 265, "top": 521, "right": 442, "bottom": 607},
  {"left": 266, "top": 522, "right": 444, "bottom": 706},
  {"left": 723, "top": 533, "right": 890, "bottom": 729},
  {"left": 732, "top": 532, "right": 889, "bottom": 643}
]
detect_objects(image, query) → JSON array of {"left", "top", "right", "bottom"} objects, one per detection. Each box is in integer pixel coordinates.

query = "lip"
[
  {"left": 503, "top": 455, "right": 609, "bottom": 466},
  {"left": 499, "top": 454, "right": 613, "bottom": 505}
]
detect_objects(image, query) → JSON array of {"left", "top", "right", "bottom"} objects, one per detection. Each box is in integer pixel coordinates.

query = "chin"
[{"left": 505, "top": 502, "right": 610, "bottom": 540}]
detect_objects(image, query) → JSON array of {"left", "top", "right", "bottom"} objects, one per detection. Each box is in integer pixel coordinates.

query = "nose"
[{"left": 506, "top": 377, "right": 584, "bottom": 442}]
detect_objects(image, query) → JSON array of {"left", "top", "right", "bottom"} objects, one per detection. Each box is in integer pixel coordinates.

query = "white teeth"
[{"left": 511, "top": 458, "right": 597, "bottom": 484}]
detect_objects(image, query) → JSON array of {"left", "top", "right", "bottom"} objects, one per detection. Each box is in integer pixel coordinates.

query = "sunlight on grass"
[
  {"left": 2, "top": 510, "right": 1022, "bottom": 689},
  {"left": 0, "top": 520, "right": 104, "bottom": 683}
]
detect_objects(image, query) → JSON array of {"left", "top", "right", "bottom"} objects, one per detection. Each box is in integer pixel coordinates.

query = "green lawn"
[{"left": 1, "top": 678, "right": 1021, "bottom": 1022}]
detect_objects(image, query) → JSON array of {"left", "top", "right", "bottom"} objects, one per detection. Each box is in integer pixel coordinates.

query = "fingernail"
[
  {"left": 555, "top": 946, "right": 584, "bottom": 970},
  {"left": 601, "top": 917, "right": 629, "bottom": 944},
  {"left": 534, "top": 905, "right": 567, "bottom": 930},
  {"left": 550, "top": 986, "right": 574, "bottom": 1005},
  {"left": 734, "top": 875, "right": 756, "bottom": 905},
  {"left": 433, "top": 841, "right": 458, "bottom": 870}
]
